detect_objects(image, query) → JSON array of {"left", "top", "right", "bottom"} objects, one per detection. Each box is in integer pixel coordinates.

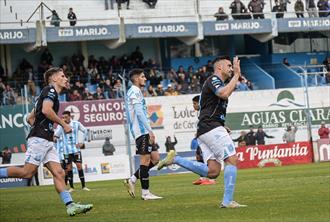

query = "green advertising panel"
[
  {"left": 0, "top": 104, "right": 32, "bottom": 152},
  {"left": 226, "top": 107, "right": 330, "bottom": 130}
]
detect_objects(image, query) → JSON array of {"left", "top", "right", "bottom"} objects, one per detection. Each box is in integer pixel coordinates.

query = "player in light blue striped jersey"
[
  {"left": 123, "top": 68, "right": 162, "bottom": 200},
  {"left": 55, "top": 110, "right": 90, "bottom": 192},
  {"left": 54, "top": 137, "right": 68, "bottom": 184}
]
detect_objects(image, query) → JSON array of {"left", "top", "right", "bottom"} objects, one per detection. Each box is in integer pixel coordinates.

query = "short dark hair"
[
  {"left": 62, "top": 110, "right": 71, "bottom": 116},
  {"left": 192, "top": 95, "right": 200, "bottom": 102},
  {"left": 129, "top": 68, "right": 144, "bottom": 82},
  {"left": 213, "top": 56, "right": 231, "bottom": 65},
  {"left": 44, "top": 67, "right": 63, "bottom": 84}
]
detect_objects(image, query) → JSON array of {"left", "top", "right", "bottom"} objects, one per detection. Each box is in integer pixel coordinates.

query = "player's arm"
[
  {"left": 215, "top": 57, "right": 241, "bottom": 100},
  {"left": 78, "top": 122, "right": 88, "bottom": 142},
  {"left": 27, "top": 108, "right": 36, "bottom": 126},
  {"left": 42, "top": 100, "right": 71, "bottom": 133}
]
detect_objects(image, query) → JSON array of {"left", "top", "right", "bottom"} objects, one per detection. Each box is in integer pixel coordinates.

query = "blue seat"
[{"left": 58, "top": 94, "right": 67, "bottom": 102}]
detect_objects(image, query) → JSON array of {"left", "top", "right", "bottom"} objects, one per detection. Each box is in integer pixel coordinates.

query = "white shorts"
[
  {"left": 25, "top": 137, "right": 60, "bottom": 166},
  {"left": 197, "top": 126, "right": 236, "bottom": 164}
]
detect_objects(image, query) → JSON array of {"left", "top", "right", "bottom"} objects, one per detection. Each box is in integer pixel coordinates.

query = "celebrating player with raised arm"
[
  {"left": 158, "top": 56, "right": 247, "bottom": 208},
  {"left": 123, "top": 68, "right": 162, "bottom": 200},
  {"left": 0, "top": 68, "right": 93, "bottom": 216}
]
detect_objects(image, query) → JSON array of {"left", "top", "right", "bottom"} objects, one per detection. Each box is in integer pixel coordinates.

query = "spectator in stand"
[
  {"left": 164, "top": 84, "right": 179, "bottom": 96},
  {"left": 247, "top": 80, "right": 254, "bottom": 90},
  {"left": 93, "top": 87, "right": 105, "bottom": 100},
  {"left": 233, "top": 131, "right": 247, "bottom": 147},
  {"left": 295, "top": 0, "right": 305, "bottom": 17},
  {"left": 245, "top": 126, "right": 256, "bottom": 146},
  {"left": 272, "top": 0, "right": 285, "bottom": 18},
  {"left": 0, "top": 78, "right": 5, "bottom": 106},
  {"left": 67, "top": 8, "right": 77, "bottom": 26},
  {"left": 113, "top": 79, "right": 124, "bottom": 98},
  {"left": 69, "top": 89, "right": 82, "bottom": 101},
  {"left": 283, "top": 58, "right": 290, "bottom": 66},
  {"left": 230, "top": 0, "right": 248, "bottom": 19},
  {"left": 116, "top": 0, "right": 130, "bottom": 9},
  {"left": 24, "top": 68, "right": 37, "bottom": 97},
  {"left": 283, "top": 125, "right": 298, "bottom": 143},
  {"left": 214, "top": 7, "right": 229, "bottom": 20},
  {"left": 155, "top": 84, "right": 165, "bottom": 96},
  {"left": 71, "top": 53, "right": 85, "bottom": 69},
  {"left": 236, "top": 76, "right": 250, "bottom": 91},
  {"left": 146, "top": 85, "right": 157, "bottom": 97},
  {"left": 103, "top": 79, "right": 114, "bottom": 98},
  {"left": 199, "top": 66, "right": 211, "bottom": 86},
  {"left": 82, "top": 88, "right": 94, "bottom": 100},
  {"left": 317, "top": 0, "right": 329, "bottom": 17},
  {"left": 47, "top": 10, "right": 61, "bottom": 27},
  {"left": 248, "top": 0, "right": 265, "bottom": 19},
  {"left": 280, "top": 0, "right": 291, "bottom": 11},
  {"left": 190, "top": 75, "right": 201, "bottom": 93},
  {"left": 255, "top": 126, "right": 274, "bottom": 145},
  {"left": 3, "top": 84, "right": 16, "bottom": 105},
  {"left": 306, "top": 0, "right": 318, "bottom": 17},
  {"left": 323, "top": 56, "right": 330, "bottom": 71},
  {"left": 165, "top": 136, "right": 178, "bottom": 152},
  {"left": 0, "top": 147, "right": 12, "bottom": 164},
  {"left": 318, "top": 121, "right": 329, "bottom": 139},
  {"left": 167, "top": 68, "right": 179, "bottom": 85},
  {"left": 41, "top": 48, "right": 54, "bottom": 65},
  {"left": 325, "top": 71, "right": 330, "bottom": 84},
  {"left": 206, "top": 60, "right": 215, "bottom": 73},
  {"left": 148, "top": 68, "right": 162, "bottom": 87},
  {"left": 103, "top": 137, "right": 116, "bottom": 156},
  {"left": 143, "top": 0, "right": 157, "bottom": 8}
]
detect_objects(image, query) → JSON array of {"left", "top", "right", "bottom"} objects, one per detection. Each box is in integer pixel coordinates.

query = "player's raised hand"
[
  {"left": 63, "top": 123, "right": 72, "bottom": 134},
  {"left": 233, "top": 56, "right": 241, "bottom": 77}
]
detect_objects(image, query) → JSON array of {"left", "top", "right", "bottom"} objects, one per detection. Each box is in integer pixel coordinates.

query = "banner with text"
[
  {"left": 278, "top": 17, "right": 330, "bottom": 32},
  {"left": 144, "top": 87, "right": 330, "bottom": 152},
  {"left": 39, "top": 154, "right": 130, "bottom": 185},
  {"left": 126, "top": 22, "right": 198, "bottom": 38},
  {"left": 203, "top": 19, "right": 272, "bottom": 36},
  {"left": 236, "top": 141, "right": 313, "bottom": 169}
]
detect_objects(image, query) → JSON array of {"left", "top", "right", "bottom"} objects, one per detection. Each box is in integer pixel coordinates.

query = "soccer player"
[
  {"left": 54, "top": 136, "right": 68, "bottom": 184},
  {"left": 191, "top": 95, "right": 216, "bottom": 186},
  {"left": 54, "top": 111, "right": 90, "bottom": 192},
  {"left": 123, "top": 68, "right": 162, "bottom": 200},
  {"left": 0, "top": 67, "right": 93, "bottom": 216},
  {"left": 158, "top": 56, "right": 247, "bottom": 208}
]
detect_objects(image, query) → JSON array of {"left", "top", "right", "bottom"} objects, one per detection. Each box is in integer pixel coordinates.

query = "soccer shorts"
[
  {"left": 197, "top": 126, "right": 236, "bottom": 164},
  {"left": 64, "top": 152, "right": 83, "bottom": 164},
  {"left": 135, "top": 134, "right": 158, "bottom": 155},
  {"left": 25, "top": 137, "right": 60, "bottom": 166}
]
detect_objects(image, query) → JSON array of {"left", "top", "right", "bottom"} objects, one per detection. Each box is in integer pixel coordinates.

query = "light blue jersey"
[
  {"left": 54, "top": 120, "right": 87, "bottom": 155},
  {"left": 127, "top": 85, "right": 152, "bottom": 139},
  {"left": 55, "top": 138, "right": 64, "bottom": 161}
]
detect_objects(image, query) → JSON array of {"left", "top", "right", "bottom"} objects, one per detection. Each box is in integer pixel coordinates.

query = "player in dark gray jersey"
[
  {"left": 0, "top": 67, "right": 93, "bottom": 216},
  {"left": 158, "top": 56, "right": 246, "bottom": 208}
]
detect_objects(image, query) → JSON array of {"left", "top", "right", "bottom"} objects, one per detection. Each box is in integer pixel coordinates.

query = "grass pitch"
[{"left": 0, "top": 162, "right": 329, "bottom": 222}]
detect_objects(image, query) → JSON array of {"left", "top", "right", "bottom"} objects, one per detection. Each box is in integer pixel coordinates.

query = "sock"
[
  {"left": 78, "top": 169, "right": 86, "bottom": 188},
  {"left": 142, "top": 189, "right": 149, "bottom": 195},
  {"left": 139, "top": 165, "right": 149, "bottom": 190},
  {"left": 132, "top": 162, "right": 155, "bottom": 182},
  {"left": 222, "top": 165, "right": 237, "bottom": 206},
  {"left": 174, "top": 156, "right": 208, "bottom": 177},
  {"left": 60, "top": 191, "right": 73, "bottom": 206},
  {"left": 0, "top": 168, "right": 8, "bottom": 178},
  {"left": 67, "top": 170, "right": 74, "bottom": 189}
]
